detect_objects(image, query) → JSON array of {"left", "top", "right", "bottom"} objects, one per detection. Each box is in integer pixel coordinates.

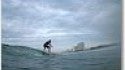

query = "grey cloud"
[{"left": 2, "top": 0, "right": 121, "bottom": 51}]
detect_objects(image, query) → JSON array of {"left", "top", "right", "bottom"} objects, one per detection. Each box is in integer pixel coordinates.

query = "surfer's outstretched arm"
[{"left": 49, "top": 43, "right": 53, "bottom": 47}]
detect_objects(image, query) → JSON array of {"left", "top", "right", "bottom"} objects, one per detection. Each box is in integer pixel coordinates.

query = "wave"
[
  {"left": 2, "top": 43, "right": 47, "bottom": 58},
  {"left": 89, "top": 43, "right": 120, "bottom": 50}
]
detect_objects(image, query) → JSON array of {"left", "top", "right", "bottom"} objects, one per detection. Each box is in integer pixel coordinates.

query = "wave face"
[
  {"left": 2, "top": 43, "right": 121, "bottom": 70},
  {"left": 2, "top": 44, "right": 46, "bottom": 58}
]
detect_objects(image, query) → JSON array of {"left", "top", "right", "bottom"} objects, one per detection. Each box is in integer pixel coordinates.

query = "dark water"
[{"left": 2, "top": 45, "right": 121, "bottom": 70}]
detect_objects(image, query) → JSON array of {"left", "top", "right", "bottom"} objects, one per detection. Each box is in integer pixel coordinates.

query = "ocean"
[{"left": 2, "top": 44, "right": 121, "bottom": 70}]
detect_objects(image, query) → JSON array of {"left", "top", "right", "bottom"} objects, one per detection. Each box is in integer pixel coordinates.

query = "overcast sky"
[{"left": 2, "top": 0, "right": 122, "bottom": 52}]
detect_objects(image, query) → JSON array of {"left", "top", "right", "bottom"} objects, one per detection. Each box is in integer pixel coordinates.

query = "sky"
[{"left": 2, "top": 0, "right": 122, "bottom": 52}]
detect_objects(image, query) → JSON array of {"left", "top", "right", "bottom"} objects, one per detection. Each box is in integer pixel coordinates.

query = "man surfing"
[{"left": 43, "top": 39, "right": 53, "bottom": 53}]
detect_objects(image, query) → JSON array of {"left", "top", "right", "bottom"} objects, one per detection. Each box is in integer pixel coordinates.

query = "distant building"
[{"left": 74, "top": 42, "right": 84, "bottom": 51}]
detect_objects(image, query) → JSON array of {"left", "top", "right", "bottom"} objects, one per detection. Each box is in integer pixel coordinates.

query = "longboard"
[
  {"left": 42, "top": 51, "right": 50, "bottom": 55},
  {"left": 42, "top": 51, "right": 57, "bottom": 55}
]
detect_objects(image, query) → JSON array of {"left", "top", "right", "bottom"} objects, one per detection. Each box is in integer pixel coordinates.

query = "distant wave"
[
  {"left": 89, "top": 43, "right": 120, "bottom": 50},
  {"left": 2, "top": 43, "right": 46, "bottom": 58}
]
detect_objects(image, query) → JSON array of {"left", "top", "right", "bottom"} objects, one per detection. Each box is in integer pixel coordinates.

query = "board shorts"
[{"left": 44, "top": 45, "right": 50, "bottom": 49}]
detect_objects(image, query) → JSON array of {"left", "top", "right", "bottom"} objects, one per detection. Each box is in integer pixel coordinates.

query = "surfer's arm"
[{"left": 49, "top": 43, "right": 53, "bottom": 47}]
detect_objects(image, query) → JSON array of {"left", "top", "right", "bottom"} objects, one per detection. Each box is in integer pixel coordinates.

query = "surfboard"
[
  {"left": 42, "top": 51, "right": 50, "bottom": 55},
  {"left": 42, "top": 51, "right": 57, "bottom": 55}
]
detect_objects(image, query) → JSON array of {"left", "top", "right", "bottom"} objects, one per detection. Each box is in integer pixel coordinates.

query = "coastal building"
[{"left": 74, "top": 42, "right": 84, "bottom": 51}]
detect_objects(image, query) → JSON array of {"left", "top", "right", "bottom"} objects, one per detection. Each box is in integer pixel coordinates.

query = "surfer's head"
[{"left": 48, "top": 39, "right": 51, "bottom": 43}]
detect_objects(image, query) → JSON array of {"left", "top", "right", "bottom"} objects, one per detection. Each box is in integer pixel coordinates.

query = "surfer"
[{"left": 43, "top": 39, "right": 53, "bottom": 53}]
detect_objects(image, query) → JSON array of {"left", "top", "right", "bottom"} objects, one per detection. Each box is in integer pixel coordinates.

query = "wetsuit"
[{"left": 43, "top": 41, "right": 50, "bottom": 49}]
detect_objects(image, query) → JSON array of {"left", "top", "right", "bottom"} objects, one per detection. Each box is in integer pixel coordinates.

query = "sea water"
[{"left": 2, "top": 45, "right": 121, "bottom": 70}]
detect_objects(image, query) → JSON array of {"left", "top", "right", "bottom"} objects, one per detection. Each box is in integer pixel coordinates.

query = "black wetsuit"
[{"left": 43, "top": 41, "right": 50, "bottom": 48}]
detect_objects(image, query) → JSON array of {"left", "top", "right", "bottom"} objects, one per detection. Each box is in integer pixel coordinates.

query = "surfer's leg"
[
  {"left": 43, "top": 46, "right": 46, "bottom": 51},
  {"left": 47, "top": 46, "right": 51, "bottom": 53}
]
